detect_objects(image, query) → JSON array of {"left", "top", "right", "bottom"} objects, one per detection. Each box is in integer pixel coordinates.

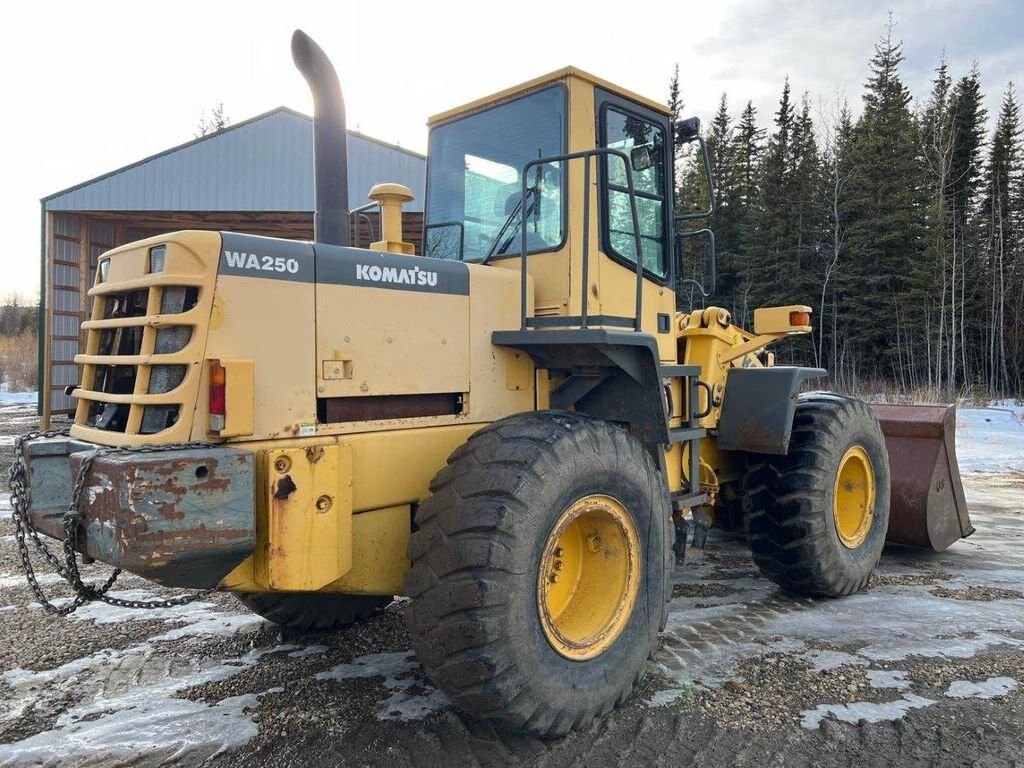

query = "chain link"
[{"left": 7, "top": 429, "right": 216, "bottom": 614}]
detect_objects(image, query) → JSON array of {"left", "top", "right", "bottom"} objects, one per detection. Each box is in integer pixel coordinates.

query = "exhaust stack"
[{"left": 291, "top": 29, "right": 349, "bottom": 246}]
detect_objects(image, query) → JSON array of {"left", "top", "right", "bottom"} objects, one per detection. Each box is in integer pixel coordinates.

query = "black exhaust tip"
[{"left": 291, "top": 29, "right": 350, "bottom": 247}]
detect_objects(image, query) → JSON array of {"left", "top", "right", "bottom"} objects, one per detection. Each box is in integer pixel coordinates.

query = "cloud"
[{"left": 689, "top": 0, "right": 1023, "bottom": 129}]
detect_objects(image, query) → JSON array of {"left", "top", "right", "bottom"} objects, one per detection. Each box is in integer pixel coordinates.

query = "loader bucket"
[{"left": 871, "top": 403, "right": 974, "bottom": 551}]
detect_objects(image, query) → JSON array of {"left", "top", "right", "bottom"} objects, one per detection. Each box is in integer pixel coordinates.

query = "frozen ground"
[
  {"left": 0, "top": 385, "right": 36, "bottom": 407},
  {"left": 0, "top": 401, "right": 1022, "bottom": 767}
]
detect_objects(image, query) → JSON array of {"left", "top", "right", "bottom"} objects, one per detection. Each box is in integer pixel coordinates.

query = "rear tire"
[
  {"left": 404, "top": 411, "right": 671, "bottom": 738},
  {"left": 741, "top": 394, "right": 890, "bottom": 597},
  {"left": 235, "top": 592, "right": 391, "bottom": 631}
]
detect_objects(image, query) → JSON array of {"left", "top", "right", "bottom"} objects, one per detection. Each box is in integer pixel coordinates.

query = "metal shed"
[{"left": 40, "top": 107, "right": 426, "bottom": 422}]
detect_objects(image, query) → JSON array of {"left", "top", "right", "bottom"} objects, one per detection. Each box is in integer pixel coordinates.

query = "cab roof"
[{"left": 427, "top": 66, "right": 670, "bottom": 127}]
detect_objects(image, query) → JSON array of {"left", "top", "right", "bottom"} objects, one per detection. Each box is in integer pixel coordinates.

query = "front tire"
[
  {"left": 404, "top": 411, "right": 671, "bottom": 738},
  {"left": 743, "top": 394, "right": 890, "bottom": 597}
]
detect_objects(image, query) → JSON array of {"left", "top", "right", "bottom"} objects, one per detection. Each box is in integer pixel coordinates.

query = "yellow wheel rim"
[
  {"left": 537, "top": 494, "right": 641, "bottom": 661},
  {"left": 833, "top": 445, "right": 876, "bottom": 549}
]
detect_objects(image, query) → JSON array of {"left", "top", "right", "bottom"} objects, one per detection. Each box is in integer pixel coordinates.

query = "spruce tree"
[
  {"left": 979, "top": 83, "right": 1022, "bottom": 392},
  {"left": 731, "top": 101, "right": 766, "bottom": 325},
  {"left": 706, "top": 94, "right": 739, "bottom": 306},
  {"left": 842, "top": 20, "right": 923, "bottom": 382}
]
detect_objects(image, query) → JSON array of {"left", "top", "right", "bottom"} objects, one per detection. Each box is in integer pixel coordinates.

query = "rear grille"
[{"left": 74, "top": 275, "right": 204, "bottom": 438}]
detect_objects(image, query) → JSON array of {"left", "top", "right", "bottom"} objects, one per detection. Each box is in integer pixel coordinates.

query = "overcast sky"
[{"left": 2, "top": 0, "right": 1022, "bottom": 297}]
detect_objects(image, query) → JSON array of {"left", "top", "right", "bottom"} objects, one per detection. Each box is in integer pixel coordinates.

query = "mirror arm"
[{"left": 676, "top": 227, "right": 716, "bottom": 298}]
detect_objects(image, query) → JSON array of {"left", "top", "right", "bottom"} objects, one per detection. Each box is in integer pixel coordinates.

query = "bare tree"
[{"left": 195, "top": 103, "right": 230, "bottom": 138}]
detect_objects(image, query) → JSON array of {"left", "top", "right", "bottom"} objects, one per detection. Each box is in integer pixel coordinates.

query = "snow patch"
[
  {"left": 956, "top": 404, "right": 1024, "bottom": 473},
  {"left": 802, "top": 649, "right": 868, "bottom": 672},
  {"left": 0, "top": 572, "right": 65, "bottom": 590},
  {"left": 0, "top": 645, "right": 290, "bottom": 765},
  {"left": 945, "top": 677, "right": 1019, "bottom": 699},
  {"left": 866, "top": 670, "right": 912, "bottom": 690},
  {"left": 800, "top": 694, "right": 937, "bottom": 729},
  {"left": 24, "top": 589, "right": 269, "bottom": 638},
  {"left": 0, "top": 384, "right": 37, "bottom": 406},
  {"left": 287, "top": 645, "right": 329, "bottom": 658},
  {"left": 0, "top": 492, "right": 11, "bottom": 520},
  {"left": 316, "top": 651, "right": 449, "bottom": 721},
  {"left": 647, "top": 688, "right": 689, "bottom": 707}
]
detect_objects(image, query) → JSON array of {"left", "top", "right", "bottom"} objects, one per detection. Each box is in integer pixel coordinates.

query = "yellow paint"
[
  {"left": 316, "top": 282, "right": 470, "bottom": 398},
  {"left": 753, "top": 304, "right": 813, "bottom": 335},
  {"left": 538, "top": 494, "right": 641, "bottom": 661},
  {"left": 224, "top": 503, "right": 409, "bottom": 595},
  {"left": 833, "top": 445, "right": 876, "bottom": 549},
  {"left": 504, "top": 351, "right": 532, "bottom": 392},
  {"left": 427, "top": 66, "right": 669, "bottom": 128},
  {"left": 256, "top": 443, "right": 353, "bottom": 591},
  {"left": 328, "top": 505, "right": 410, "bottom": 594},
  {"left": 368, "top": 182, "right": 415, "bottom": 255},
  {"left": 197, "top": 266, "right": 317, "bottom": 442}
]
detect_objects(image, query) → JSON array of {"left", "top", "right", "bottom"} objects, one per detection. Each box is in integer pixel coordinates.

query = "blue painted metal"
[{"left": 42, "top": 108, "right": 425, "bottom": 213}]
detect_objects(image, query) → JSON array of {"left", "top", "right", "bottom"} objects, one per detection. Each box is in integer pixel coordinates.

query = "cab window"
[
  {"left": 424, "top": 86, "right": 566, "bottom": 262},
  {"left": 602, "top": 107, "right": 668, "bottom": 277}
]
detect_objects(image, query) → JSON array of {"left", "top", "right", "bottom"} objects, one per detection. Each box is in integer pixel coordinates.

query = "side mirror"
[
  {"left": 675, "top": 116, "right": 701, "bottom": 145},
  {"left": 630, "top": 145, "right": 653, "bottom": 172}
]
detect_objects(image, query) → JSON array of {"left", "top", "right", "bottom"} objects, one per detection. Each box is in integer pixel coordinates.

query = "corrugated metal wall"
[{"left": 44, "top": 109, "right": 426, "bottom": 213}]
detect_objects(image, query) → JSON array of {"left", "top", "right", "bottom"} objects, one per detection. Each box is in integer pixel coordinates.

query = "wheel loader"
[{"left": 10, "top": 30, "right": 974, "bottom": 737}]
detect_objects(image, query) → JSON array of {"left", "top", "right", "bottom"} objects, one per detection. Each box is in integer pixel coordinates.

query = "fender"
[{"left": 716, "top": 366, "right": 827, "bottom": 455}]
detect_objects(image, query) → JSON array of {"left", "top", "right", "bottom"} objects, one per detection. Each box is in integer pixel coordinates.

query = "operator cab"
[{"left": 421, "top": 68, "right": 684, "bottom": 353}]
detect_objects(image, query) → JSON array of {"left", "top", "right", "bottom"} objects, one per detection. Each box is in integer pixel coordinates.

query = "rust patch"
[
  {"left": 274, "top": 474, "right": 297, "bottom": 500},
  {"left": 305, "top": 445, "right": 325, "bottom": 464}
]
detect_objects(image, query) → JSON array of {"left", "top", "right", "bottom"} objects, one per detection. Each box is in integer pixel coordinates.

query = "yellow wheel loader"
[{"left": 10, "top": 31, "right": 974, "bottom": 737}]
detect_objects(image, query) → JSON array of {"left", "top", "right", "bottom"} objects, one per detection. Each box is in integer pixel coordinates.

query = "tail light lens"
[
  {"left": 209, "top": 360, "right": 226, "bottom": 432},
  {"left": 789, "top": 311, "right": 811, "bottom": 327}
]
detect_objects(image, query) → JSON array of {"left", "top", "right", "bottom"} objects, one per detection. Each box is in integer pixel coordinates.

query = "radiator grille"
[{"left": 74, "top": 271, "right": 204, "bottom": 437}]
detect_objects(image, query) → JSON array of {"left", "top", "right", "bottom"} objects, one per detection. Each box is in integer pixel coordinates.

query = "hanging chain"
[{"left": 7, "top": 430, "right": 215, "bottom": 615}]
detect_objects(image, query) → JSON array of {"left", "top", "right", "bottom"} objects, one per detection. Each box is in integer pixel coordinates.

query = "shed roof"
[{"left": 42, "top": 107, "right": 426, "bottom": 213}]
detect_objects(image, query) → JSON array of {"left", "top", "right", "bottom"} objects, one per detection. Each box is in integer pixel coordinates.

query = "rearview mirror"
[
  {"left": 630, "top": 146, "right": 653, "bottom": 172},
  {"left": 675, "top": 116, "right": 701, "bottom": 144}
]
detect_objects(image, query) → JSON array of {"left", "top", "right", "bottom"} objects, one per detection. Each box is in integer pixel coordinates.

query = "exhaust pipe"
[{"left": 291, "top": 29, "right": 349, "bottom": 246}]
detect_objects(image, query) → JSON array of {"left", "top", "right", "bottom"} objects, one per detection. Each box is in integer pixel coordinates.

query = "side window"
[{"left": 602, "top": 107, "right": 667, "bottom": 277}]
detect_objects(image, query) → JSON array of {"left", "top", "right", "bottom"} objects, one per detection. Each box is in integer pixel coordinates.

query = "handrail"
[
  {"left": 518, "top": 147, "right": 645, "bottom": 331},
  {"left": 348, "top": 201, "right": 379, "bottom": 247},
  {"left": 676, "top": 228, "right": 716, "bottom": 297}
]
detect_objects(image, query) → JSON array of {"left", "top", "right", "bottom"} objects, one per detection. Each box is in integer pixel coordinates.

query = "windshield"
[{"left": 424, "top": 85, "right": 566, "bottom": 262}]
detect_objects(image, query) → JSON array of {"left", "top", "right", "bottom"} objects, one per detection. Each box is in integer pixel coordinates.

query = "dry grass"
[{"left": 0, "top": 331, "right": 38, "bottom": 391}]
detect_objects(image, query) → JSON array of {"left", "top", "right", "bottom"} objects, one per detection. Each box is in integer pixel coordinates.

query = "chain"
[{"left": 7, "top": 429, "right": 215, "bottom": 614}]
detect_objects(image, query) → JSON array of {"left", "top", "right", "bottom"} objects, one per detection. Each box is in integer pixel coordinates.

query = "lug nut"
[
  {"left": 274, "top": 456, "right": 291, "bottom": 474},
  {"left": 553, "top": 560, "right": 563, "bottom": 571},
  {"left": 549, "top": 573, "right": 559, "bottom": 584},
  {"left": 315, "top": 495, "right": 333, "bottom": 514},
  {"left": 554, "top": 547, "right": 564, "bottom": 557}
]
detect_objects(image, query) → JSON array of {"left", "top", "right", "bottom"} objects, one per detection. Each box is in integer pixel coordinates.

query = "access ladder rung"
[
  {"left": 659, "top": 364, "right": 700, "bottom": 378},
  {"left": 669, "top": 427, "right": 705, "bottom": 443}
]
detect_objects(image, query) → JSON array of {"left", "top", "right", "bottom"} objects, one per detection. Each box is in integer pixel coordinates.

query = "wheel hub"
[
  {"left": 833, "top": 445, "right": 876, "bottom": 549},
  {"left": 537, "top": 494, "right": 640, "bottom": 660}
]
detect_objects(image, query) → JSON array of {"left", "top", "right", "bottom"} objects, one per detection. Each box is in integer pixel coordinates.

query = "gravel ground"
[{"left": 1, "top": 402, "right": 1022, "bottom": 767}]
